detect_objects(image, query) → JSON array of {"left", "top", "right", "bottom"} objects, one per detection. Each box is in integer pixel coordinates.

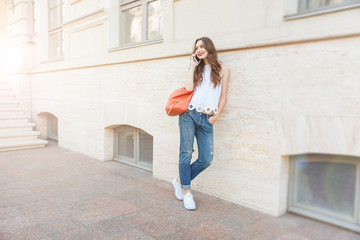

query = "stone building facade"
[{"left": 1, "top": 0, "right": 360, "bottom": 232}]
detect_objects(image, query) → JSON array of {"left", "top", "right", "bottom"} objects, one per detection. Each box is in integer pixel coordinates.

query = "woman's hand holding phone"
[{"left": 190, "top": 53, "right": 200, "bottom": 67}]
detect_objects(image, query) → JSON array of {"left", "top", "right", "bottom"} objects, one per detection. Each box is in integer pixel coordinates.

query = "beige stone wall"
[
  {"left": 31, "top": 36, "right": 360, "bottom": 215},
  {"left": 31, "top": 0, "right": 360, "bottom": 71}
]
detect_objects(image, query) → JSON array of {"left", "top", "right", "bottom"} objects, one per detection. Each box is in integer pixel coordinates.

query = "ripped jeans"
[{"left": 178, "top": 109, "right": 214, "bottom": 190}]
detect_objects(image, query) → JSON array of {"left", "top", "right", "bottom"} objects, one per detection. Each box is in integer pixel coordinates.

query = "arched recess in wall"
[
  {"left": 110, "top": 124, "right": 153, "bottom": 172},
  {"left": 36, "top": 112, "right": 58, "bottom": 141}
]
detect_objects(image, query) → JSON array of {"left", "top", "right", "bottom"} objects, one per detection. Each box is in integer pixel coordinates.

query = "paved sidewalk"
[{"left": 0, "top": 141, "right": 359, "bottom": 240}]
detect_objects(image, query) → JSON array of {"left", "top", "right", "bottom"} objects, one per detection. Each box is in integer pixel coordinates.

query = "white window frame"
[
  {"left": 108, "top": 0, "right": 163, "bottom": 50},
  {"left": 284, "top": 0, "right": 360, "bottom": 20},
  {"left": 120, "top": 0, "right": 163, "bottom": 47},
  {"left": 48, "top": 0, "right": 64, "bottom": 60},
  {"left": 288, "top": 154, "right": 360, "bottom": 232},
  {"left": 114, "top": 126, "right": 153, "bottom": 172}
]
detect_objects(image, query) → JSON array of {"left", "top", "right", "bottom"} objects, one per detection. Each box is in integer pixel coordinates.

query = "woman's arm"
[
  {"left": 208, "top": 64, "right": 230, "bottom": 124},
  {"left": 184, "top": 65, "right": 195, "bottom": 90},
  {"left": 184, "top": 54, "right": 200, "bottom": 90}
]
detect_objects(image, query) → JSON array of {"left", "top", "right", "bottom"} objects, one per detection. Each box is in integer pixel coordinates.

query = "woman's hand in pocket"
[{"left": 208, "top": 115, "right": 218, "bottom": 124}]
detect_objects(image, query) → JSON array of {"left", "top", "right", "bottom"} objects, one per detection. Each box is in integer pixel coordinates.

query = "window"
[
  {"left": 299, "top": 0, "right": 360, "bottom": 12},
  {"left": 120, "top": 0, "right": 163, "bottom": 46},
  {"left": 289, "top": 154, "right": 360, "bottom": 232},
  {"left": 285, "top": 0, "right": 360, "bottom": 19},
  {"left": 114, "top": 126, "right": 153, "bottom": 171},
  {"left": 48, "top": 0, "right": 63, "bottom": 59}
]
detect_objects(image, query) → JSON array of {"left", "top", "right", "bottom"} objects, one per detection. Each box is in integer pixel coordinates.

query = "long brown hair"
[{"left": 192, "top": 37, "right": 222, "bottom": 88}]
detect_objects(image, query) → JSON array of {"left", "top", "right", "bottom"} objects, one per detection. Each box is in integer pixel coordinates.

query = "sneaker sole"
[{"left": 184, "top": 206, "right": 196, "bottom": 211}]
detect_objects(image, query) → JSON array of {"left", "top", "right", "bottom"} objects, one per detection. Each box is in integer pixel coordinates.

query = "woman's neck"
[{"left": 203, "top": 58, "right": 210, "bottom": 65}]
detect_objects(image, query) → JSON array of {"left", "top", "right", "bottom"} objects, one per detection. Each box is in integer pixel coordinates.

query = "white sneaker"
[
  {"left": 183, "top": 192, "right": 196, "bottom": 210},
  {"left": 172, "top": 177, "right": 184, "bottom": 200}
]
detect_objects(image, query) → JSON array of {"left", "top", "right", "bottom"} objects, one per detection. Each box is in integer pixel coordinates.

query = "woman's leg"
[
  {"left": 191, "top": 116, "right": 213, "bottom": 180},
  {"left": 178, "top": 112, "right": 196, "bottom": 190}
]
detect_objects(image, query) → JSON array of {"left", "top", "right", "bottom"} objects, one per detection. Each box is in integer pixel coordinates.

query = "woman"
[{"left": 172, "top": 37, "right": 230, "bottom": 210}]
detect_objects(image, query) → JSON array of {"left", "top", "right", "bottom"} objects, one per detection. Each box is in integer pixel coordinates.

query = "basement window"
[{"left": 114, "top": 126, "right": 153, "bottom": 171}]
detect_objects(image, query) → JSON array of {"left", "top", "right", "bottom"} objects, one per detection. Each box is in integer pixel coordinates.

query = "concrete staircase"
[{"left": 0, "top": 81, "right": 48, "bottom": 151}]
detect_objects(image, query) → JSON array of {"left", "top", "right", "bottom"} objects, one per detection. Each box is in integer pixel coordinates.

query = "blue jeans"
[{"left": 178, "top": 109, "right": 214, "bottom": 190}]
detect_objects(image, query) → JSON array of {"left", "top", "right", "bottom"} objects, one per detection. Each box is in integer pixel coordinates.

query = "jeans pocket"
[{"left": 206, "top": 115, "right": 214, "bottom": 125}]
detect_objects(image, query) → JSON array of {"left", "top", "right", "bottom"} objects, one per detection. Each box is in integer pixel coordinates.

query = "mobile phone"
[{"left": 194, "top": 56, "right": 200, "bottom": 64}]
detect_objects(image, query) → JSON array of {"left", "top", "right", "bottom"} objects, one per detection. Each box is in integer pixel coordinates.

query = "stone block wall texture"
[{"left": 30, "top": 36, "right": 360, "bottom": 216}]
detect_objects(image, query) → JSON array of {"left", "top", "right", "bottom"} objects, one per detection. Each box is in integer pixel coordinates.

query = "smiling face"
[
  {"left": 192, "top": 37, "right": 221, "bottom": 87},
  {"left": 194, "top": 40, "right": 209, "bottom": 60}
]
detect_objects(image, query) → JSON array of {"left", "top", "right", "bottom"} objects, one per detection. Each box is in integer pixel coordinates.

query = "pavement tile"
[
  {"left": 188, "top": 219, "right": 235, "bottom": 240},
  {"left": 69, "top": 201, "right": 139, "bottom": 225},
  {"left": 294, "top": 221, "right": 357, "bottom": 240},
  {"left": 120, "top": 168, "right": 153, "bottom": 182},
  {"left": 0, "top": 206, "right": 23, "bottom": 219},
  {"left": 275, "top": 213, "right": 315, "bottom": 228},
  {"left": 92, "top": 180, "right": 137, "bottom": 195},
  {"left": 69, "top": 208, "right": 119, "bottom": 226},
  {"left": 0, "top": 231, "right": 13, "bottom": 240},
  {"left": 0, "top": 215, "right": 36, "bottom": 233},
  {"left": 155, "top": 196, "right": 186, "bottom": 210},
  {"left": 101, "top": 160, "right": 131, "bottom": 170},
  {"left": 276, "top": 232, "right": 313, "bottom": 240},
  {"left": 103, "top": 201, "right": 139, "bottom": 216},
  {"left": 30, "top": 186, "right": 89, "bottom": 199},
  {"left": 260, "top": 214, "right": 305, "bottom": 230},
  {"left": 213, "top": 213, "right": 257, "bottom": 232},
  {"left": 0, "top": 171, "right": 13, "bottom": 184},
  {"left": 221, "top": 230, "right": 255, "bottom": 240},
  {"left": 115, "top": 188, "right": 151, "bottom": 202},
  {"left": 244, "top": 216, "right": 296, "bottom": 240},
  {"left": 0, "top": 182, "right": 32, "bottom": 195},
  {"left": 54, "top": 196, "right": 112, "bottom": 215},
  {"left": 331, "top": 230, "right": 360, "bottom": 240},
  {"left": 0, "top": 225, "right": 50, "bottom": 240},
  {"left": 108, "top": 228, "right": 156, "bottom": 240},
  {"left": 46, "top": 224, "right": 104, "bottom": 240},
  {"left": 121, "top": 210, "right": 159, "bottom": 228},
  {"left": 145, "top": 201, "right": 184, "bottom": 219},
  {"left": 128, "top": 195, "right": 163, "bottom": 209},
  {"left": 36, "top": 215, "right": 86, "bottom": 236},
  {"left": 161, "top": 229, "right": 205, "bottom": 240},
  {"left": 161, "top": 206, "right": 214, "bottom": 229},
  {"left": 15, "top": 199, "right": 59, "bottom": 216},
  {"left": 24, "top": 208, "right": 69, "bottom": 226},
  {"left": 86, "top": 216, "right": 130, "bottom": 238},
  {"left": 47, "top": 190, "right": 107, "bottom": 207},
  {"left": 20, "top": 178, "right": 47, "bottom": 188},
  {"left": 0, "top": 189, "right": 44, "bottom": 207},
  {"left": 194, "top": 191, "right": 222, "bottom": 204},
  {"left": 89, "top": 195, "right": 135, "bottom": 209},
  {"left": 224, "top": 204, "right": 267, "bottom": 222},
  {"left": 128, "top": 183, "right": 161, "bottom": 195},
  {"left": 152, "top": 177, "right": 175, "bottom": 189},
  {"left": 137, "top": 217, "right": 185, "bottom": 239},
  {"left": 193, "top": 199, "right": 242, "bottom": 221}
]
